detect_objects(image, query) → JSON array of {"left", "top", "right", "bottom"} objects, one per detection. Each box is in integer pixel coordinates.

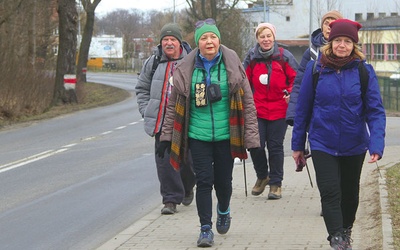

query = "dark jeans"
[
  {"left": 250, "top": 118, "right": 287, "bottom": 186},
  {"left": 189, "top": 138, "right": 234, "bottom": 227},
  {"left": 155, "top": 133, "right": 196, "bottom": 204},
  {"left": 311, "top": 150, "right": 365, "bottom": 238}
]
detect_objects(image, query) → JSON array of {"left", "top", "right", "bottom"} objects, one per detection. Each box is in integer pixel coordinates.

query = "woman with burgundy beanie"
[
  {"left": 292, "top": 19, "right": 385, "bottom": 249},
  {"left": 286, "top": 10, "right": 343, "bottom": 126},
  {"left": 243, "top": 23, "right": 298, "bottom": 200}
]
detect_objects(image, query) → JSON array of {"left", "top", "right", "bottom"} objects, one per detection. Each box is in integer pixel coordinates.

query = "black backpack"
[{"left": 312, "top": 61, "right": 369, "bottom": 103}]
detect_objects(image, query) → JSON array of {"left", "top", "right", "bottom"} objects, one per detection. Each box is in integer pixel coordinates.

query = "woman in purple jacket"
[{"left": 291, "top": 19, "right": 385, "bottom": 249}]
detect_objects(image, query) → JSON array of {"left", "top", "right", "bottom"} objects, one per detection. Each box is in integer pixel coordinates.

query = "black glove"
[
  {"left": 286, "top": 119, "right": 294, "bottom": 126},
  {"left": 156, "top": 141, "right": 171, "bottom": 159},
  {"left": 248, "top": 147, "right": 261, "bottom": 154}
]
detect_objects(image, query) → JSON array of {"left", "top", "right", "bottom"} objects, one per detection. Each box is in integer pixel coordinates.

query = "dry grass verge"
[
  {"left": 0, "top": 82, "right": 130, "bottom": 130},
  {"left": 386, "top": 163, "right": 400, "bottom": 250}
]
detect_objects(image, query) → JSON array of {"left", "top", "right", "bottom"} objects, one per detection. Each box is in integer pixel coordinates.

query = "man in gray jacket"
[{"left": 135, "top": 23, "right": 196, "bottom": 215}]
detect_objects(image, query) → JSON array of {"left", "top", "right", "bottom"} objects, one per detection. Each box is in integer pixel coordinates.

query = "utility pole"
[{"left": 173, "top": 0, "right": 176, "bottom": 23}]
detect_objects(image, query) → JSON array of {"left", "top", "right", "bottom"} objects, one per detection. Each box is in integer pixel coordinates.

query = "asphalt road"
[{"left": 0, "top": 72, "right": 161, "bottom": 250}]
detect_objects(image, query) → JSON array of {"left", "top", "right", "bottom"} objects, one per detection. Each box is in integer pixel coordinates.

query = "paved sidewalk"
[{"left": 98, "top": 146, "right": 400, "bottom": 250}]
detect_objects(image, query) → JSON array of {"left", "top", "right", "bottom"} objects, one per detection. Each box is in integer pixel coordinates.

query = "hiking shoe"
[
  {"left": 216, "top": 205, "right": 231, "bottom": 235},
  {"left": 343, "top": 228, "right": 353, "bottom": 250},
  {"left": 161, "top": 203, "right": 176, "bottom": 215},
  {"left": 268, "top": 185, "right": 282, "bottom": 199},
  {"left": 330, "top": 232, "right": 350, "bottom": 250},
  {"left": 251, "top": 176, "right": 270, "bottom": 196},
  {"left": 197, "top": 225, "right": 214, "bottom": 247},
  {"left": 182, "top": 189, "right": 194, "bottom": 206}
]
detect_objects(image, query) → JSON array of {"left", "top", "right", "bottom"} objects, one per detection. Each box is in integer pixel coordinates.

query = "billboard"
[{"left": 89, "top": 36, "right": 123, "bottom": 58}]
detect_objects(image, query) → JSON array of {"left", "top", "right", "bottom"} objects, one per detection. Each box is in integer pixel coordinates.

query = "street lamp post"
[{"left": 263, "top": 0, "right": 267, "bottom": 22}]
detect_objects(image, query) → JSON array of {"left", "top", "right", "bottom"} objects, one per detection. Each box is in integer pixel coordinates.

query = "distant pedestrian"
[
  {"left": 157, "top": 18, "right": 260, "bottom": 247},
  {"left": 243, "top": 22, "right": 299, "bottom": 200},
  {"left": 135, "top": 23, "right": 196, "bottom": 215},
  {"left": 291, "top": 19, "right": 386, "bottom": 249},
  {"left": 286, "top": 10, "right": 343, "bottom": 126}
]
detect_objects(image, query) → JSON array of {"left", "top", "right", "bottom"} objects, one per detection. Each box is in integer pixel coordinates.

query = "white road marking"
[
  {"left": 0, "top": 148, "right": 69, "bottom": 173},
  {"left": 0, "top": 120, "right": 144, "bottom": 174}
]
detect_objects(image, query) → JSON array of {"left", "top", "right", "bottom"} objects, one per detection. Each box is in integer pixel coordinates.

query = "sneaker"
[
  {"left": 197, "top": 225, "right": 214, "bottom": 247},
  {"left": 216, "top": 205, "right": 231, "bottom": 235},
  {"left": 268, "top": 185, "right": 282, "bottom": 199},
  {"left": 330, "top": 232, "right": 350, "bottom": 250},
  {"left": 161, "top": 203, "right": 176, "bottom": 215},
  {"left": 343, "top": 228, "right": 353, "bottom": 250},
  {"left": 182, "top": 189, "right": 194, "bottom": 206},
  {"left": 251, "top": 176, "right": 270, "bottom": 196}
]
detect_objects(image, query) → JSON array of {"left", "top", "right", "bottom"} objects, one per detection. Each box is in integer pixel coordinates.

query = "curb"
[{"left": 379, "top": 164, "right": 395, "bottom": 250}]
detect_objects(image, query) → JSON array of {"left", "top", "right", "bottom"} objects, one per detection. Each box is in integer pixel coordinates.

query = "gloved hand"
[{"left": 156, "top": 141, "right": 171, "bottom": 159}]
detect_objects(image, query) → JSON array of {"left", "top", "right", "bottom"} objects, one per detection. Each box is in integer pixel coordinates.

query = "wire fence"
[{"left": 379, "top": 77, "right": 400, "bottom": 112}]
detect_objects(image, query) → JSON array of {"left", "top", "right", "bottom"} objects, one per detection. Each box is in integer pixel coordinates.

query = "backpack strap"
[
  {"left": 358, "top": 62, "right": 369, "bottom": 102},
  {"left": 274, "top": 47, "right": 290, "bottom": 86},
  {"left": 150, "top": 46, "right": 163, "bottom": 78},
  {"left": 150, "top": 55, "right": 160, "bottom": 78},
  {"left": 309, "top": 44, "right": 319, "bottom": 61}
]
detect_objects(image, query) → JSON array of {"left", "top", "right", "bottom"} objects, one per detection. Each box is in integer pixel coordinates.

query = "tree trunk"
[
  {"left": 76, "top": 0, "right": 101, "bottom": 81},
  {"left": 53, "top": 0, "right": 78, "bottom": 105}
]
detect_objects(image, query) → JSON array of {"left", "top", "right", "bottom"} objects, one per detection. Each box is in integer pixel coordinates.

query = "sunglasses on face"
[{"left": 195, "top": 18, "right": 216, "bottom": 29}]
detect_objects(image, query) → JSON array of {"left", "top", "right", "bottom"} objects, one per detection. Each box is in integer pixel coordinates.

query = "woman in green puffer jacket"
[{"left": 158, "top": 18, "right": 260, "bottom": 248}]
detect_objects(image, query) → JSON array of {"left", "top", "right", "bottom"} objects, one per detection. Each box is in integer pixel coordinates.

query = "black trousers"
[
  {"left": 189, "top": 138, "right": 234, "bottom": 227},
  {"left": 155, "top": 133, "right": 196, "bottom": 204},
  {"left": 311, "top": 150, "right": 365, "bottom": 238},
  {"left": 250, "top": 118, "right": 287, "bottom": 186}
]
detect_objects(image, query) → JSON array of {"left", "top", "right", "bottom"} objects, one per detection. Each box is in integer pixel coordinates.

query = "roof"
[
  {"left": 277, "top": 39, "right": 309, "bottom": 47},
  {"left": 360, "top": 16, "right": 400, "bottom": 30}
]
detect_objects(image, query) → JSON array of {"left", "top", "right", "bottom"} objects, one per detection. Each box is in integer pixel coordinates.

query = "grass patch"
[
  {"left": 0, "top": 82, "right": 130, "bottom": 130},
  {"left": 386, "top": 163, "right": 400, "bottom": 249}
]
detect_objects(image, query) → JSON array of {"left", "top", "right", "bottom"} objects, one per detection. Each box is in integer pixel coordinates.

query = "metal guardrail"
[{"left": 379, "top": 77, "right": 400, "bottom": 112}]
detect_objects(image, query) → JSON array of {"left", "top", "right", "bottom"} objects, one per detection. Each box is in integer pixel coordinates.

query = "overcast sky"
[{"left": 95, "top": 0, "right": 188, "bottom": 15}]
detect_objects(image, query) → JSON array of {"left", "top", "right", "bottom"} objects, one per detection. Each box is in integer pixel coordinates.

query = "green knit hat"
[{"left": 194, "top": 18, "right": 221, "bottom": 46}]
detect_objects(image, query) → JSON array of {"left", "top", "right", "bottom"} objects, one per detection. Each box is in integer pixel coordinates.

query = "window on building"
[
  {"left": 387, "top": 44, "right": 396, "bottom": 61},
  {"left": 52, "top": 45, "right": 58, "bottom": 55},
  {"left": 367, "top": 13, "right": 374, "bottom": 20},
  {"left": 286, "top": 16, "right": 290, "bottom": 22},
  {"left": 355, "top": 13, "right": 363, "bottom": 21},
  {"left": 373, "top": 44, "right": 384, "bottom": 60},
  {"left": 270, "top": 0, "right": 293, "bottom": 5},
  {"left": 365, "top": 44, "right": 371, "bottom": 60},
  {"left": 378, "top": 13, "right": 386, "bottom": 18},
  {"left": 53, "top": 28, "right": 59, "bottom": 35},
  {"left": 390, "top": 12, "right": 398, "bottom": 17}
]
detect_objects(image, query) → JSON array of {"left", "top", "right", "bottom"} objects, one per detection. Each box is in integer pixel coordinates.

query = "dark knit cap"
[
  {"left": 160, "top": 23, "right": 183, "bottom": 44},
  {"left": 328, "top": 19, "right": 362, "bottom": 43}
]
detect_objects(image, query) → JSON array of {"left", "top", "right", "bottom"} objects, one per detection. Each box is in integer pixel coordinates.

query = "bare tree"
[
  {"left": 183, "top": 0, "right": 246, "bottom": 57},
  {"left": 54, "top": 0, "right": 78, "bottom": 104},
  {"left": 76, "top": 0, "right": 101, "bottom": 87}
]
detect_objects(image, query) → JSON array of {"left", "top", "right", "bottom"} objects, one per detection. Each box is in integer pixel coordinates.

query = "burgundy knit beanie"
[{"left": 328, "top": 19, "right": 362, "bottom": 43}]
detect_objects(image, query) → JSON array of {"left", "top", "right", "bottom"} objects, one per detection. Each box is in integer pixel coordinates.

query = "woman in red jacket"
[{"left": 243, "top": 23, "right": 298, "bottom": 199}]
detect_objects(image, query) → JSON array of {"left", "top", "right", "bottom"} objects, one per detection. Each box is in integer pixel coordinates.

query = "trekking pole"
[
  {"left": 304, "top": 161, "right": 314, "bottom": 188},
  {"left": 243, "top": 159, "right": 248, "bottom": 197}
]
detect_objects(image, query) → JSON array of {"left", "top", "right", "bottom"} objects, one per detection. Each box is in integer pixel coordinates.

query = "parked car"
[{"left": 390, "top": 74, "right": 400, "bottom": 80}]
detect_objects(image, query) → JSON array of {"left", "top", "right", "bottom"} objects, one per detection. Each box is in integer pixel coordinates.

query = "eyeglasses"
[{"left": 195, "top": 18, "right": 216, "bottom": 29}]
